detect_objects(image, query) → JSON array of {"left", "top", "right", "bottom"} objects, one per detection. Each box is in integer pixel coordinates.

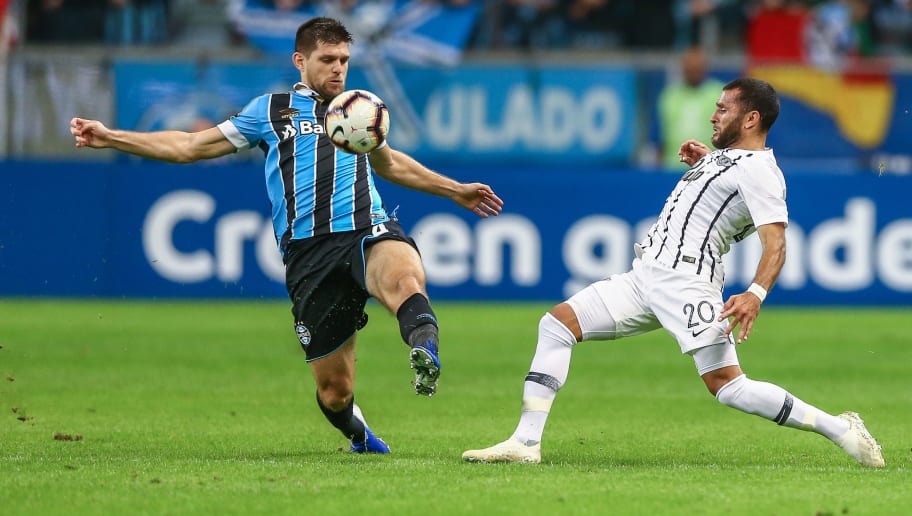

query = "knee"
[
  {"left": 394, "top": 273, "right": 423, "bottom": 296},
  {"left": 316, "top": 381, "right": 353, "bottom": 411},
  {"left": 702, "top": 366, "right": 744, "bottom": 397},
  {"left": 539, "top": 310, "right": 579, "bottom": 347},
  {"left": 704, "top": 378, "right": 726, "bottom": 397},
  {"left": 377, "top": 272, "right": 424, "bottom": 309},
  {"left": 547, "top": 303, "right": 582, "bottom": 342}
]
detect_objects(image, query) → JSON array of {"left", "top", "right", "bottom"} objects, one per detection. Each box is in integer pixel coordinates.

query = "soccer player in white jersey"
[{"left": 462, "top": 77, "right": 884, "bottom": 468}]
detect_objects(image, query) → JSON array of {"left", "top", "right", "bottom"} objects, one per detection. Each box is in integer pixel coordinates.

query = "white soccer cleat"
[
  {"left": 462, "top": 437, "right": 541, "bottom": 464},
  {"left": 835, "top": 412, "right": 885, "bottom": 468}
]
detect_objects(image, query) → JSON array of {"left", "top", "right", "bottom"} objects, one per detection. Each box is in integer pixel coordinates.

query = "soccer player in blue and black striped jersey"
[{"left": 71, "top": 17, "right": 503, "bottom": 454}]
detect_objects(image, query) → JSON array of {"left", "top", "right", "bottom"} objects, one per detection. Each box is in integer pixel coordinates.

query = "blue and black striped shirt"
[{"left": 217, "top": 84, "right": 389, "bottom": 253}]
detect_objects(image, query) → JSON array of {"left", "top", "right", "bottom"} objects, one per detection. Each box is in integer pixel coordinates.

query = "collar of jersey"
[{"left": 293, "top": 83, "right": 322, "bottom": 101}]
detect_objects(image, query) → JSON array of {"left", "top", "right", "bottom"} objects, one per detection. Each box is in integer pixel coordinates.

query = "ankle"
[{"left": 408, "top": 324, "right": 438, "bottom": 349}]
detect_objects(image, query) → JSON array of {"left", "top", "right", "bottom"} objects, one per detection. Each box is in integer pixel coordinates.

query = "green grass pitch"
[{"left": 1, "top": 300, "right": 910, "bottom": 515}]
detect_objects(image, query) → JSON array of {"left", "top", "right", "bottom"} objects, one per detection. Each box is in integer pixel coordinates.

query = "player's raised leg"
[
  {"left": 364, "top": 238, "right": 440, "bottom": 396},
  {"left": 695, "top": 344, "right": 884, "bottom": 467},
  {"left": 462, "top": 304, "right": 580, "bottom": 463},
  {"left": 311, "top": 337, "right": 390, "bottom": 453}
]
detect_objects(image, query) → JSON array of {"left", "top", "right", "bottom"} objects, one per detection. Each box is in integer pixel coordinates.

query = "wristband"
[{"left": 747, "top": 282, "right": 768, "bottom": 303}]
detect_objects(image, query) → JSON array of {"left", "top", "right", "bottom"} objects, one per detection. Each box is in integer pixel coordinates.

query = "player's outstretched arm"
[
  {"left": 70, "top": 117, "right": 237, "bottom": 164},
  {"left": 678, "top": 139, "right": 712, "bottom": 167},
  {"left": 719, "top": 222, "right": 786, "bottom": 343},
  {"left": 369, "top": 145, "right": 503, "bottom": 218}
]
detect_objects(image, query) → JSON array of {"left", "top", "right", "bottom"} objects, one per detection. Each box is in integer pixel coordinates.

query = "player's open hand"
[
  {"left": 455, "top": 183, "right": 503, "bottom": 218},
  {"left": 70, "top": 117, "right": 111, "bottom": 149},
  {"left": 718, "top": 292, "right": 762, "bottom": 344},
  {"left": 678, "top": 139, "right": 711, "bottom": 167}
]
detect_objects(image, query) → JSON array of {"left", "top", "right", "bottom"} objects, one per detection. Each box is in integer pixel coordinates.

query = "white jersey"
[{"left": 637, "top": 148, "right": 788, "bottom": 288}]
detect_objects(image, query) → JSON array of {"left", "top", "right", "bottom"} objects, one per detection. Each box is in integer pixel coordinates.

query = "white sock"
[
  {"left": 511, "top": 313, "right": 576, "bottom": 446},
  {"left": 715, "top": 374, "right": 849, "bottom": 441}
]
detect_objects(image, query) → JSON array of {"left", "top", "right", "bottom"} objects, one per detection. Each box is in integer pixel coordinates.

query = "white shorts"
[{"left": 566, "top": 256, "right": 735, "bottom": 354}]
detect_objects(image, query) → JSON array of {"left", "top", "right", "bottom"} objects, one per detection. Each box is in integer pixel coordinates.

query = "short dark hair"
[
  {"left": 295, "top": 17, "right": 353, "bottom": 56},
  {"left": 723, "top": 77, "right": 780, "bottom": 132}
]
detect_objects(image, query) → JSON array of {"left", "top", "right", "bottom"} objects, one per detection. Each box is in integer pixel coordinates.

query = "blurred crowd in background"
[{"left": 13, "top": 0, "right": 912, "bottom": 60}]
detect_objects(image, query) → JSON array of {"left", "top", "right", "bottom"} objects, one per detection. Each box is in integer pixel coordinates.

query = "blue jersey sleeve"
[{"left": 217, "top": 95, "right": 270, "bottom": 150}]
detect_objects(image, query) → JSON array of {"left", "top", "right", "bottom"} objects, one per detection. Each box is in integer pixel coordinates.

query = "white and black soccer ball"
[{"left": 325, "top": 90, "right": 390, "bottom": 154}]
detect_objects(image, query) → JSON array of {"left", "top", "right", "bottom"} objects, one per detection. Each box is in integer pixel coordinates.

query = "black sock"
[
  {"left": 408, "top": 324, "right": 438, "bottom": 350},
  {"left": 396, "top": 293, "right": 439, "bottom": 347},
  {"left": 316, "top": 392, "right": 366, "bottom": 443}
]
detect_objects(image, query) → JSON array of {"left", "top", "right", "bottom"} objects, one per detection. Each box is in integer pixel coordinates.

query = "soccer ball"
[{"left": 325, "top": 90, "right": 390, "bottom": 154}]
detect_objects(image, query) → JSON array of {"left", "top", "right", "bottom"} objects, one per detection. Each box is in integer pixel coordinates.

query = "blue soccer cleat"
[
  {"left": 349, "top": 404, "right": 390, "bottom": 454},
  {"left": 350, "top": 427, "right": 391, "bottom": 454},
  {"left": 409, "top": 340, "right": 441, "bottom": 397}
]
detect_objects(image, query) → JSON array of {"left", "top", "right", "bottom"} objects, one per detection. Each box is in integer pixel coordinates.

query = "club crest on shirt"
[
  {"left": 295, "top": 322, "right": 311, "bottom": 348},
  {"left": 279, "top": 107, "right": 300, "bottom": 119},
  {"left": 716, "top": 155, "right": 733, "bottom": 168}
]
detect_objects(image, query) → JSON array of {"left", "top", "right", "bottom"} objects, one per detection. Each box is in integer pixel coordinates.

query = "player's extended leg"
[
  {"left": 462, "top": 303, "right": 581, "bottom": 464},
  {"left": 309, "top": 336, "right": 390, "bottom": 453},
  {"left": 364, "top": 239, "right": 440, "bottom": 396},
  {"left": 694, "top": 344, "right": 884, "bottom": 467}
]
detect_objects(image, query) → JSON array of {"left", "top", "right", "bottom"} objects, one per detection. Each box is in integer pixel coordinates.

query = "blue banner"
[
  {"left": 112, "top": 59, "right": 912, "bottom": 173},
  {"left": 2, "top": 161, "right": 911, "bottom": 305},
  {"left": 113, "top": 61, "right": 638, "bottom": 166}
]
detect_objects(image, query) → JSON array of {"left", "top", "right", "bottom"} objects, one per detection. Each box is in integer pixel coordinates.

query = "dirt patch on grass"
[
  {"left": 12, "top": 408, "right": 34, "bottom": 422},
  {"left": 53, "top": 433, "right": 84, "bottom": 441}
]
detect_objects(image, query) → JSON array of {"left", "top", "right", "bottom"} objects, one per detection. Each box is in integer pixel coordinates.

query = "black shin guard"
[
  {"left": 316, "top": 393, "right": 366, "bottom": 443},
  {"left": 396, "top": 293, "right": 438, "bottom": 347}
]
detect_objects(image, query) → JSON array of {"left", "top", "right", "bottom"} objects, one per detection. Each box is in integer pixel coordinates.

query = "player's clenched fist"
[
  {"left": 70, "top": 117, "right": 111, "bottom": 149},
  {"left": 677, "top": 139, "right": 711, "bottom": 167}
]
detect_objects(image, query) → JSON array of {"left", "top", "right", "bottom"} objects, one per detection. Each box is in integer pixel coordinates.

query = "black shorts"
[{"left": 284, "top": 220, "right": 418, "bottom": 362}]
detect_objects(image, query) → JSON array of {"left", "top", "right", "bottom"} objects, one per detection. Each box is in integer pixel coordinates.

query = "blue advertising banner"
[
  {"left": 2, "top": 162, "right": 910, "bottom": 305},
  {"left": 112, "top": 59, "right": 912, "bottom": 174},
  {"left": 113, "top": 61, "right": 299, "bottom": 135},
  {"left": 113, "top": 61, "right": 638, "bottom": 166}
]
